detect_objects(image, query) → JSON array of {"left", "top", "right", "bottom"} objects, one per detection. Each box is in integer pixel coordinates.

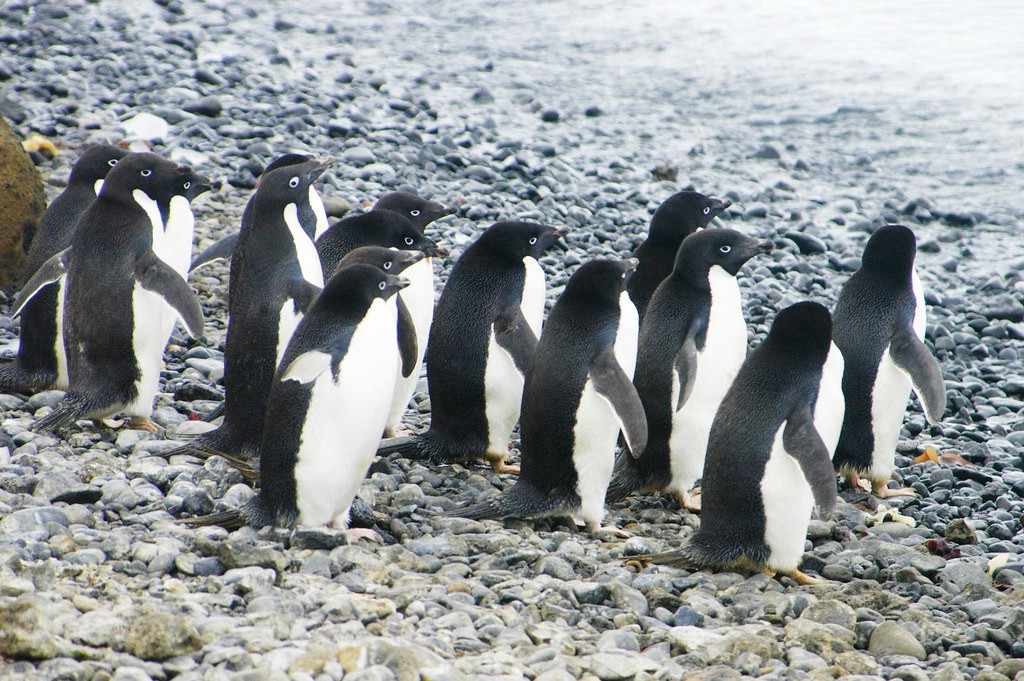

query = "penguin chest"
[
  {"left": 520, "top": 256, "right": 546, "bottom": 337},
  {"left": 53, "top": 276, "right": 69, "bottom": 389},
  {"left": 669, "top": 267, "right": 747, "bottom": 487},
  {"left": 284, "top": 202, "right": 325, "bottom": 288},
  {"left": 760, "top": 422, "right": 815, "bottom": 572},
  {"left": 160, "top": 196, "right": 195, "bottom": 276},
  {"left": 614, "top": 292, "right": 640, "bottom": 379},
  {"left": 817, "top": 341, "right": 847, "bottom": 459},
  {"left": 309, "top": 186, "right": 329, "bottom": 240},
  {"left": 294, "top": 300, "right": 398, "bottom": 527},
  {"left": 399, "top": 258, "right": 435, "bottom": 364}
]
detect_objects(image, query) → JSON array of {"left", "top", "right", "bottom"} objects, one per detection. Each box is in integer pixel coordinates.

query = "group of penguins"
[{"left": 1, "top": 143, "right": 949, "bottom": 584}]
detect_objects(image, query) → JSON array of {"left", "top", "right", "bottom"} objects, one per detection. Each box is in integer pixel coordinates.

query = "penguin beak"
[
  {"left": 193, "top": 174, "right": 214, "bottom": 196},
  {"left": 758, "top": 240, "right": 775, "bottom": 254},
  {"left": 392, "top": 276, "right": 411, "bottom": 290},
  {"left": 404, "top": 250, "right": 427, "bottom": 265},
  {"left": 308, "top": 158, "right": 334, "bottom": 181}
]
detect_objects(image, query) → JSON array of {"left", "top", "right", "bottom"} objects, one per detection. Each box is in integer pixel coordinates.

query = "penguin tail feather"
[
  {"left": 32, "top": 398, "right": 89, "bottom": 433},
  {"left": 451, "top": 482, "right": 567, "bottom": 521},
  {"left": 0, "top": 364, "right": 54, "bottom": 395},
  {"left": 376, "top": 435, "right": 419, "bottom": 456},
  {"left": 178, "top": 508, "right": 246, "bottom": 529},
  {"left": 450, "top": 494, "right": 510, "bottom": 520},
  {"left": 413, "top": 430, "right": 484, "bottom": 464},
  {"left": 204, "top": 402, "right": 225, "bottom": 423}
]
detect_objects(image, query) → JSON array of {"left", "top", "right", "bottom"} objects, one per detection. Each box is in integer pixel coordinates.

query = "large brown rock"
[{"left": 0, "top": 115, "right": 46, "bottom": 286}]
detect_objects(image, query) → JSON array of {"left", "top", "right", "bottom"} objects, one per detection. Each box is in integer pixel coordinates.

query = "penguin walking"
[
  {"left": 181, "top": 264, "right": 413, "bottom": 540},
  {"left": 608, "top": 228, "right": 772, "bottom": 511},
  {"left": 628, "top": 191, "right": 732, "bottom": 320},
  {"left": 165, "top": 159, "right": 331, "bottom": 459},
  {"left": 189, "top": 153, "right": 330, "bottom": 273},
  {"left": 0, "top": 144, "right": 127, "bottom": 393},
  {"left": 453, "top": 259, "right": 647, "bottom": 535},
  {"left": 417, "top": 221, "right": 564, "bottom": 473},
  {"left": 627, "top": 302, "right": 839, "bottom": 585},
  {"left": 832, "top": 224, "right": 945, "bottom": 497},
  {"left": 16, "top": 154, "right": 205, "bottom": 431},
  {"left": 314, "top": 202, "right": 449, "bottom": 437}
]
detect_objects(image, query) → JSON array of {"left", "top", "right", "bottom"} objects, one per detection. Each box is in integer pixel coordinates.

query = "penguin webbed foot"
[
  {"left": 872, "top": 481, "right": 917, "bottom": 499},
  {"left": 126, "top": 416, "right": 161, "bottom": 433},
  {"left": 486, "top": 453, "right": 520, "bottom": 475},
  {"left": 342, "top": 527, "right": 383, "bottom": 544},
  {"left": 589, "top": 523, "right": 631, "bottom": 539},
  {"left": 780, "top": 568, "right": 828, "bottom": 587},
  {"left": 673, "top": 488, "right": 702, "bottom": 513}
]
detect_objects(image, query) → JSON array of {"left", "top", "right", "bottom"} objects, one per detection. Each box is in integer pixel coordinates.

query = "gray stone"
[{"left": 868, "top": 622, "right": 926, "bottom": 660}]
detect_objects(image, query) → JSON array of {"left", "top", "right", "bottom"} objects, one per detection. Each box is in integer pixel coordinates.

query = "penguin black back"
[
  {"left": 628, "top": 191, "right": 731, "bottom": 319},
  {"left": 832, "top": 224, "right": 920, "bottom": 472},
  {"left": 692, "top": 301, "right": 833, "bottom": 566},
  {"left": 316, "top": 209, "right": 441, "bottom": 274}
]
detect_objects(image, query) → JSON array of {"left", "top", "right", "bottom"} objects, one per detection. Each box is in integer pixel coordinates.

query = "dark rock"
[{"left": 183, "top": 96, "right": 223, "bottom": 117}]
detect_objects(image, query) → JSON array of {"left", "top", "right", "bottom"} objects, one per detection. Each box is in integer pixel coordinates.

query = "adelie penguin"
[
  {"left": 16, "top": 153, "right": 206, "bottom": 432},
  {"left": 189, "top": 153, "right": 330, "bottom": 273},
  {"left": 181, "top": 264, "right": 413, "bottom": 542},
  {"left": 628, "top": 191, "right": 732, "bottom": 320},
  {"left": 608, "top": 228, "right": 772, "bottom": 511},
  {"left": 832, "top": 224, "right": 945, "bottom": 498},
  {"left": 0, "top": 144, "right": 127, "bottom": 394},
  {"left": 627, "top": 302, "right": 839, "bottom": 586},
  {"left": 416, "top": 221, "right": 564, "bottom": 473},
  {"left": 453, "top": 258, "right": 647, "bottom": 535},
  {"left": 167, "top": 158, "right": 332, "bottom": 461}
]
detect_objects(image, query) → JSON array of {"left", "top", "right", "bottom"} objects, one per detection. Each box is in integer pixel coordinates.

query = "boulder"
[{"left": 0, "top": 115, "right": 46, "bottom": 286}]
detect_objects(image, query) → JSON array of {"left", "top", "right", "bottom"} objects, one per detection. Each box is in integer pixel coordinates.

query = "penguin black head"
[
  {"left": 765, "top": 301, "right": 832, "bottom": 361},
  {"left": 649, "top": 191, "right": 731, "bottom": 243},
  {"left": 862, "top": 224, "right": 916, "bottom": 279},
  {"left": 322, "top": 262, "right": 409, "bottom": 305},
  {"left": 69, "top": 144, "right": 128, "bottom": 187},
  {"left": 365, "top": 210, "right": 446, "bottom": 257},
  {"left": 563, "top": 257, "right": 639, "bottom": 307},
  {"left": 476, "top": 221, "right": 566, "bottom": 262},
  {"left": 335, "top": 246, "right": 426, "bottom": 278},
  {"left": 99, "top": 152, "right": 207, "bottom": 207},
  {"left": 262, "top": 153, "right": 314, "bottom": 177},
  {"left": 375, "top": 191, "right": 457, "bottom": 230},
  {"left": 256, "top": 158, "right": 332, "bottom": 208},
  {"left": 674, "top": 228, "right": 773, "bottom": 280}
]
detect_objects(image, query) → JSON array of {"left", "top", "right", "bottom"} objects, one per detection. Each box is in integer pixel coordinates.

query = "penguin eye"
[
  {"left": 410, "top": 209, "right": 420, "bottom": 217},
  {"left": 703, "top": 207, "right": 711, "bottom": 215},
  {"left": 184, "top": 181, "right": 191, "bottom": 190},
  {"left": 404, "top": 237, "right": 414, "bottom": 246},
  {"left": 529, "top": 237, "right": 538, "bottom": 245},
  {"left": 289, "top": 177, "right": 299, "bottom": 188},
  {"left": 719, "top": 245, "right": 732, "bottom": 254},
  {"left": 378, "top": 281, "right": 386, "bottom": 291},
  {"left": 107, "top": 159, "right": 118, "bottom": 167},
  {"left": 140, "top": 169, "right": 152, "bottom": 177},
  {"left": 383, "top": 261, "right": 392, "bottom": 270}
]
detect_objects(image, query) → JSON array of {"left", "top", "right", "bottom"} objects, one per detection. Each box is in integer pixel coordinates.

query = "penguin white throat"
[{"left": 284, "top": 202, "right": 325, "bottom": 287}]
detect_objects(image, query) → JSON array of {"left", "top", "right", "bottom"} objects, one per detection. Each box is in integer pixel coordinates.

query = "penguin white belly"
[
  {"left": 484, "top": 332, "right": 524, "bottom": 455},
  {"left": 123, "top": 284, "right": 168, "bottom": 418},
  {"left": 521, "top": 256, "right": 546, "bottom": 336},
  {"left": 668, "top": 266, "right": 747, "bottom": 494},
  {"left": 284, "top": 203, "right": 325, "bottom": 288},
  {"left": 294, "top": 300, "right": 397, "bottom": 526},
  {"left": 53, "top": 277, "right": 69, "bottom": 389},
  {"left": 571, "top": 292, "right": 640, "bottom": 527},
  {"left": 817, "top": 341, "right": 847, "bottom": 459},
  {"left": 386, "top": 257, "right": 433, "bottom": 430},
  {"left": 870, "top": 347, "right": 912, "bottom": 480},
  {"left": 275, "top": 301, "right": 303, "bottom": 370},
  {"left": 761, "top": 423, "right": 815, "bottom": 572}
]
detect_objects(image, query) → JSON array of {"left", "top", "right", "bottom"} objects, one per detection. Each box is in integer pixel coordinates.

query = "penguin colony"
[{"left": 2, "top": 144, "right": 948, "bottom": 585}]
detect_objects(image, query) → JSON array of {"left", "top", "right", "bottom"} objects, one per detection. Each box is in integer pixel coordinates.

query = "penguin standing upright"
[
  {"left": 188, "top": 153, "right": 329, "bottom": 273},
  {"left": 832, "top": 224, "right": 945, "bottom": 497},
  {"left": 182, "top": 264, "right": 413, "bottom": 541},
  {"left": 0, "top": 144, "right": 127, "bottom": 393},
  {"left": 608, "top": 228, "right": 772, "bottom": 510},
  {"left": 168, "top": 159, "right": 331, "bottom": 459},
  {"left": 16, "top": 154, "right": 205, "bottom": 431},
  {"left": 629, "top": 302, "right": 838, "bottom": 585},
  {"left": 628, "top": 191, "right": 732, "bottom": 319},
  {"left": 314, "top": 205, "right": 449, "bottom": 436},
  {"left": 453, "top": 258, "right": 647, "bottom": 534},
  {"left": 417, "top": 221, "right": 564, "bottom": 473}
]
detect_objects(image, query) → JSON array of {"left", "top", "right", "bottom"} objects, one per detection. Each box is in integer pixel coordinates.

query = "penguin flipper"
[
  {"left": 11, "top": 248, "right": 68, "bottom": 317},
  {"left": 287, "top": 277, "right": 321, "bottom": 314},
  {"left": 673, "top": 333, "right": 699, "bottom": 412},
  {"left": 494, "top": 307, "right": 538, "bottom": 375},
  {"left": 135, "top": 252, "right": 204, "bottom": 338},
  {"left": 281, "top": 351, "right": 332, "bottom": 384},
  {"left": 189, "top": 232, "right": 239, "bottom": 272},
  {"left": 590, "top": 347, "right": 648, "bottom": 459},
  {"left": 890, "top": 326, "right": 946, "bottom": 424},
  {"left": 396, "top": 297, "right": 418, "bottom": 378},
  {"left": 782, "top": 405, "right": 837, "bottom": 519}
]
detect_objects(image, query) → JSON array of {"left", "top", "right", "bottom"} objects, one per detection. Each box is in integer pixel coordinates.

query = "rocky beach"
[{"left": 1, "top": 0, "right": 1024, "bottom": 680}]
